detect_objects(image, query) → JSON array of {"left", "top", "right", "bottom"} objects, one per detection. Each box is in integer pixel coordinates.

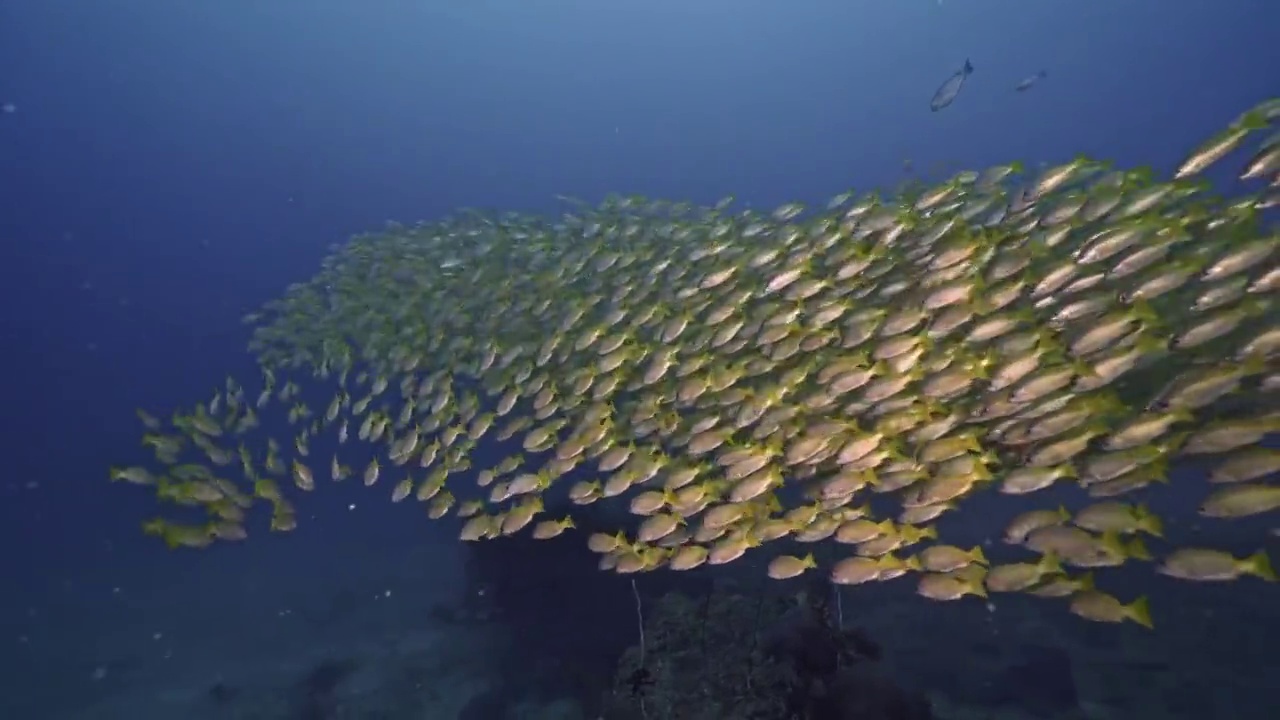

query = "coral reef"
[{"left": 602, "top": 575, "right": 931, "bottom": 720}]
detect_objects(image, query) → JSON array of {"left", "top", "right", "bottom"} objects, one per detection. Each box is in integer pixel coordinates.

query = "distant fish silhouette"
[
  {"left": 930, "top": 59, "right": 974, "bottom": 112},
  {"left": 1016, "top": 70, "right": 1048, "bottom": 92}
]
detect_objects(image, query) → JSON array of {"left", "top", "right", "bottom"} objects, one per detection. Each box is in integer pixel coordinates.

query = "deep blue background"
[{"left": 0, "top": 3, "right": 1277, "bottom": 713}]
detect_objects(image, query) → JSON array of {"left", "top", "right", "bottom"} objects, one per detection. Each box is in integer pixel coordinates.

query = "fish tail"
[
  {"left": 1077, "top": 571, "right": 1095, "bottom": 592},
  {"left": 1125, "top": 596, "right": 1154, "bottom": 629},
  {"left": 1245, "top": 550, "right": 1277, "bottom": 582},
  {"left": 968, "top": 577, "right": 988, "bottom": 598}
]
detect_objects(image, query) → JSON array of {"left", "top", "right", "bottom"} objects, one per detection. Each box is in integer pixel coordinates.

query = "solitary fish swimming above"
[
  {"left": 1016, "top": 70, "right": 1048, "bottom": 92},
  {"left": 931, "top": 59, "right": 974, "bottom": 111}
]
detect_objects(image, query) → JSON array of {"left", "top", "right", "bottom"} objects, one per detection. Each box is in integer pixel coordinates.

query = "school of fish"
[{"left": 112, "top": 98, "right": 1280, "bottom": 631}]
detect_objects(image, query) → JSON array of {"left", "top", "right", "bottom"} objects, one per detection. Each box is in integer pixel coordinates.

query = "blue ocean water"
[{"left": 1, "top": 1, "right": 1277, "bottom": 718}]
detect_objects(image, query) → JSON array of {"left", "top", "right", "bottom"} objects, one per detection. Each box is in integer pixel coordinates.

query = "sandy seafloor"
[{"left": 1, "top": 521, "right": 1275, "bottom": 720}]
